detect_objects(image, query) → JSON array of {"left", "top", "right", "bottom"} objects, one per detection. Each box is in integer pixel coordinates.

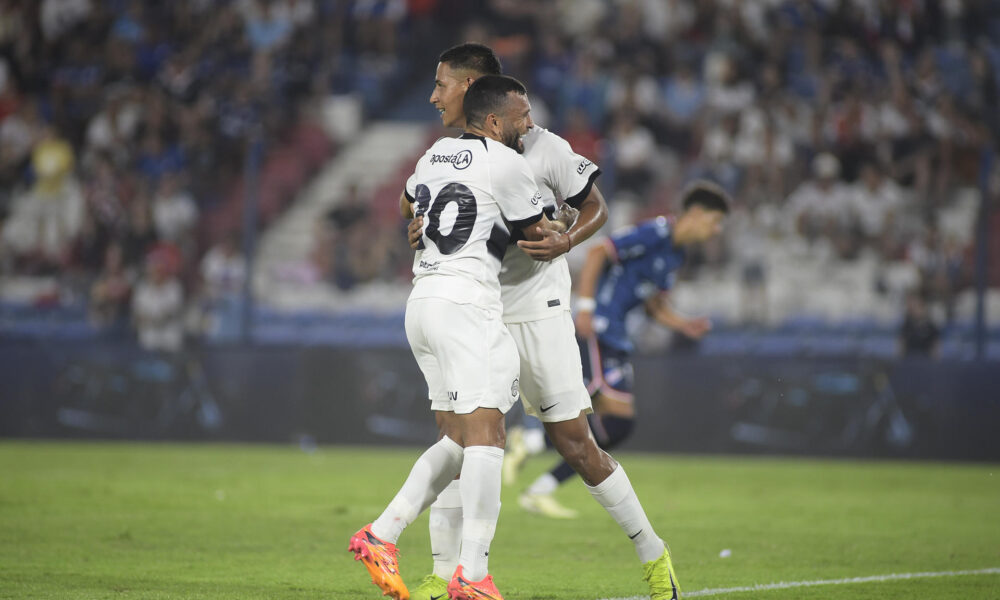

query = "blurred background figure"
[
  {"left": 787, "top": 152, "right": 859, "bottom": 260},
  {"left": 2, "top": 130, "right": 84, "bottom": 273},
  {"left": 132, "top": 245, "right": 184, "bottom": 355},
  {"left": 899, "top": 292, "right": 940, "bottom": 358},
  {"left": 88, "top": 241, "right": 132, "bottom": 332},
  {"left": 198, "top": 233, "right": 246, "bottom": 341}
]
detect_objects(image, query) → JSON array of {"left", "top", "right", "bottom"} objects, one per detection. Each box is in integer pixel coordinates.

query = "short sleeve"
[
  {"left": 403, "top": 171, "right": 417, "bottom": 203},
  {"left": 538, "top": 132, "right": 601, "bottom": 208},
  {"left": 493, "top": 151, "right": 543, "bottom": 230}
]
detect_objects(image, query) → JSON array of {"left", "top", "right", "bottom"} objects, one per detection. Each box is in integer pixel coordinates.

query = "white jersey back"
[
  {"left": 499, "top": 126, "right": 602, "bottom": 322},
  {"left": 405, "top": 133, "right": 543, "bottom": 315}
]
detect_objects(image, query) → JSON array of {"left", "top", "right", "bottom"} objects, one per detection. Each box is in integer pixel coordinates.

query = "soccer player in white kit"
[
  {"left": 350, "top": 75, "right": 559, "bottom": 600},
  {"left": 404, "top": 44, "right": 681, "bottom": 600}
]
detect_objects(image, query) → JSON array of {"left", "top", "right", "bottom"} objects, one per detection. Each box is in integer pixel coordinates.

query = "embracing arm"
[
  {"left": 567, "top": 184, "right": 608, "bottom": 251},
  {"left": 408, "top": 211, "right": 554, "bottom": 249},
  {"left": 516, "top": 184, "right": 608, "bottom": 261},
  {"left": 518, "top": 213, "right": 556, "bottom": 242},
  {"left": 400, "top": 192, "right": 414, "bottom": 219}
]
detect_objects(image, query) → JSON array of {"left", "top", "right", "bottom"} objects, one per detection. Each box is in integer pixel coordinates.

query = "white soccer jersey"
[
  {"left": 499, "top": 126, "right": 602, "bottom": 322},
  {"left": 405, "top": 132, "right": 543, "bottom": 315}
]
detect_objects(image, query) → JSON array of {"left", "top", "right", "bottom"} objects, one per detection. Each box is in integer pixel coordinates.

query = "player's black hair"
[
  {"left": 463, "top": 74, "right": 527, "bottom": 128},
  {"left": 681, "top": 180, "right": 731, "bottom": 214},
  {"left": 438, "top": 43, "right": 502, "bottom": 76}
]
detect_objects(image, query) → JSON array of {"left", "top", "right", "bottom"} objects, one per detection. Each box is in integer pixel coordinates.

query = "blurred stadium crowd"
[
  {"left": 0, "top": 0, "right": 387, "bottom": 344},
  {"left": 1, "top": 0, "right": 999, "bottom": 356}
]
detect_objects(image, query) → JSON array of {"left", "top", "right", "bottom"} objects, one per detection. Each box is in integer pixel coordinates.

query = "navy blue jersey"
[{"left": 591, "top": 216, "right": 686, "bottom": 353}]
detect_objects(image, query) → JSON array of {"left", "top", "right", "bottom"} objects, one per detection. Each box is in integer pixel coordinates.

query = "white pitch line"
[{"left": 598, "top": 567, "right": 1000, "bottom": 599}]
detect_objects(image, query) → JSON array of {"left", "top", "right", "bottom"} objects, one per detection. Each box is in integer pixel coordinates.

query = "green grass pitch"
[{"left": 0, "top": 441, "right": 998, "bottom": 599}]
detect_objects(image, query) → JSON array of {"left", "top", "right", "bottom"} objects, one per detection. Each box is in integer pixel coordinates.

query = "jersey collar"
[{"left": 459, "top": 132, "right": 488, "bottom": 149}]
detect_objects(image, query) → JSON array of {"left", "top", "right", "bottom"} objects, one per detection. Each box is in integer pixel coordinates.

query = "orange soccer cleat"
[
  {"left": 447, "top": 566, "right": 505, "bottom": 600},
  {"left": 348, "top": 524, "right": 409, "bottom": 600}
]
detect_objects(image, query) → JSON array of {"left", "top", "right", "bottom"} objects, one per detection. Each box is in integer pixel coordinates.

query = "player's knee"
[
  {"left": 435, "top": 411, "right": 463, "bottom": 445},
  {"left": 456, "top": 407, "right": 506, "bottom": 448}
]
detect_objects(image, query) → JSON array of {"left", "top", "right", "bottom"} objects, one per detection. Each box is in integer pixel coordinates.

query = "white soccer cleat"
[
  {"left": 502, "top": 425, "right": 529, "bottom": 485},
  {"left": 518, "top": 491, "right": 578, "bottom": 519}
]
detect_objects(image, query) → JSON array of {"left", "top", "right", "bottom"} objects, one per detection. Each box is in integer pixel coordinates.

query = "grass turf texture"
[{"left": 0, "top": 442, "right": 997, "bottom": 600}]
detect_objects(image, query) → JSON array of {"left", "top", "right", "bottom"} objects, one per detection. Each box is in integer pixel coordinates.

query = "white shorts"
[
  {"left": 506, "top": 312, "right": 593, "bottom": 423},
  {"left": 405, "top": 297, "right": 520, "bottom": 415}
]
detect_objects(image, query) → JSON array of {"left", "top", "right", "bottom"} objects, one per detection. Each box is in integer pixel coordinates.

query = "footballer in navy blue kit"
[{"left": 521, "top": 181, "right": 730, "bottom": 509}]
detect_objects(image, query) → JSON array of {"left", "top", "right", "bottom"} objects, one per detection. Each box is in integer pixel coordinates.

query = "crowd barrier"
[{"left": 1, "top": 341, "right": 997, "bottom": 460}]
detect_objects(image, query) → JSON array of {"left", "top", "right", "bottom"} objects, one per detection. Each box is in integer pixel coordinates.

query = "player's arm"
[
  {"left": 567, "top": 183, "right": 608, "bottom": 249},
  {"left": 401, "top": 189, "right": 425, "bottom": 249},
  {"left": 516, "top": 184, "right": 608, "bottom": 261},
  {"left": 573, "top": 240, "right": 612, "bottom": 338},
  {"left": 400, "top": 191, "right": 414, "bottom": 219},
  {"left": 517, "top": 129, "right": 608, "bottom": 261},
  {"left": 494, "top": 153, "right": 554, "bottom": 244},
  {"left": 515, "top": 212, "right": 553, "bottom": 242},
  {"left": 644, "top": 292, "right": 712, "bottom": 339},
  {"left": 401, "top": 168, "right": 425, "bottom": 247}
]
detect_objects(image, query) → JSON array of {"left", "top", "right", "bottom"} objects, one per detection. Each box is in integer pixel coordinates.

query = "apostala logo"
[
  {"left": 430, "top": 149, "right": 473, "bottom": 170},
  {"left": 510, "top": 377, "right": 519, "bottom": 397}
]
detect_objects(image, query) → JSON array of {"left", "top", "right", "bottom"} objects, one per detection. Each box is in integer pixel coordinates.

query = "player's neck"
[{"left": 464, "top": 124, "right": 499, "bottom": 144}]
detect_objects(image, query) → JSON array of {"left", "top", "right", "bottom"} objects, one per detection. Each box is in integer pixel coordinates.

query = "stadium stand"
[{"left": 1, "top": 0, "right": 998, "bottom": 361}]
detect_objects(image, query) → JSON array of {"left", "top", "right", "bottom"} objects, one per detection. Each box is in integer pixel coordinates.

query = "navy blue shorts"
[{"left": 577, "top": 336, "right": 634, "bottom": 403}]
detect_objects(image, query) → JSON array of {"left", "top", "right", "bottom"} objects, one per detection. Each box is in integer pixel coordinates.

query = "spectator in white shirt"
[
  {"left": 851, "top": 161, "right": 905, "bottom": 251},
  {"left": 786, "top": 152, "right": 861, "bottom": 258},
  {"left": 199, "top": 234, "right": 247, "bottom": 340},
  {"left": 132, "top": 248, "right": 185, "bottom": 353},
  {"left": 151, "top": 172, "right": 198, "bottom": 248}
]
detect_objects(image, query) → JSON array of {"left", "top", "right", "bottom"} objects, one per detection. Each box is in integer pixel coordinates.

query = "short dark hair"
[
  {"left": 463, "top": 75, "right": 527, "bottom": 128},
  {"left": 438, "top": 43, "right": 502, "bottom": 76},
  {"left": 681, "top": 180, "right": 731, "bottom": 214}
]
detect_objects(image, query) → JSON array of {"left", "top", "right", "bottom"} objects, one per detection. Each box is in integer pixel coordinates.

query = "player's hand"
[
  {"left": 678, "top": 317, "right": 712, "bottom": 339},
  {"left": 553, "top": 203, "right": 579, "bottom": 231},
  {"left": 575, "top": 310, "right": 594, "bottom": 338},
  {"left": 517, "top": 226, "right": 570, "bottom": 262},
  {"left": 407, "top": 216, "right": 423, "bottom": 249}
]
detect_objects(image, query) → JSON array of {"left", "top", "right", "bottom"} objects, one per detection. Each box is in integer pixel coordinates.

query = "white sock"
[
  {"left": 526, "top": 472, "right": 558, "bottom": 496},
  {"left": 523, "top": 427, "right": 546, "bottom": 455},
  {"left": 428, "top": 479, "right": 463, "bottom": 580},
  {"left": 371, "top": 436, "right": 464, "bottom": 544},
  {"left": 458, "top": 445, "right": 504, "bottom": 582},
  {"left": 586, "top": 465, "right": 666, "bottom": 563}
]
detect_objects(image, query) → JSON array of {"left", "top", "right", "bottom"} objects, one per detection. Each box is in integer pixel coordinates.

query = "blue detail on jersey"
[{"left": 593, "top": 217, "right": 685, "bottom": 353}]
